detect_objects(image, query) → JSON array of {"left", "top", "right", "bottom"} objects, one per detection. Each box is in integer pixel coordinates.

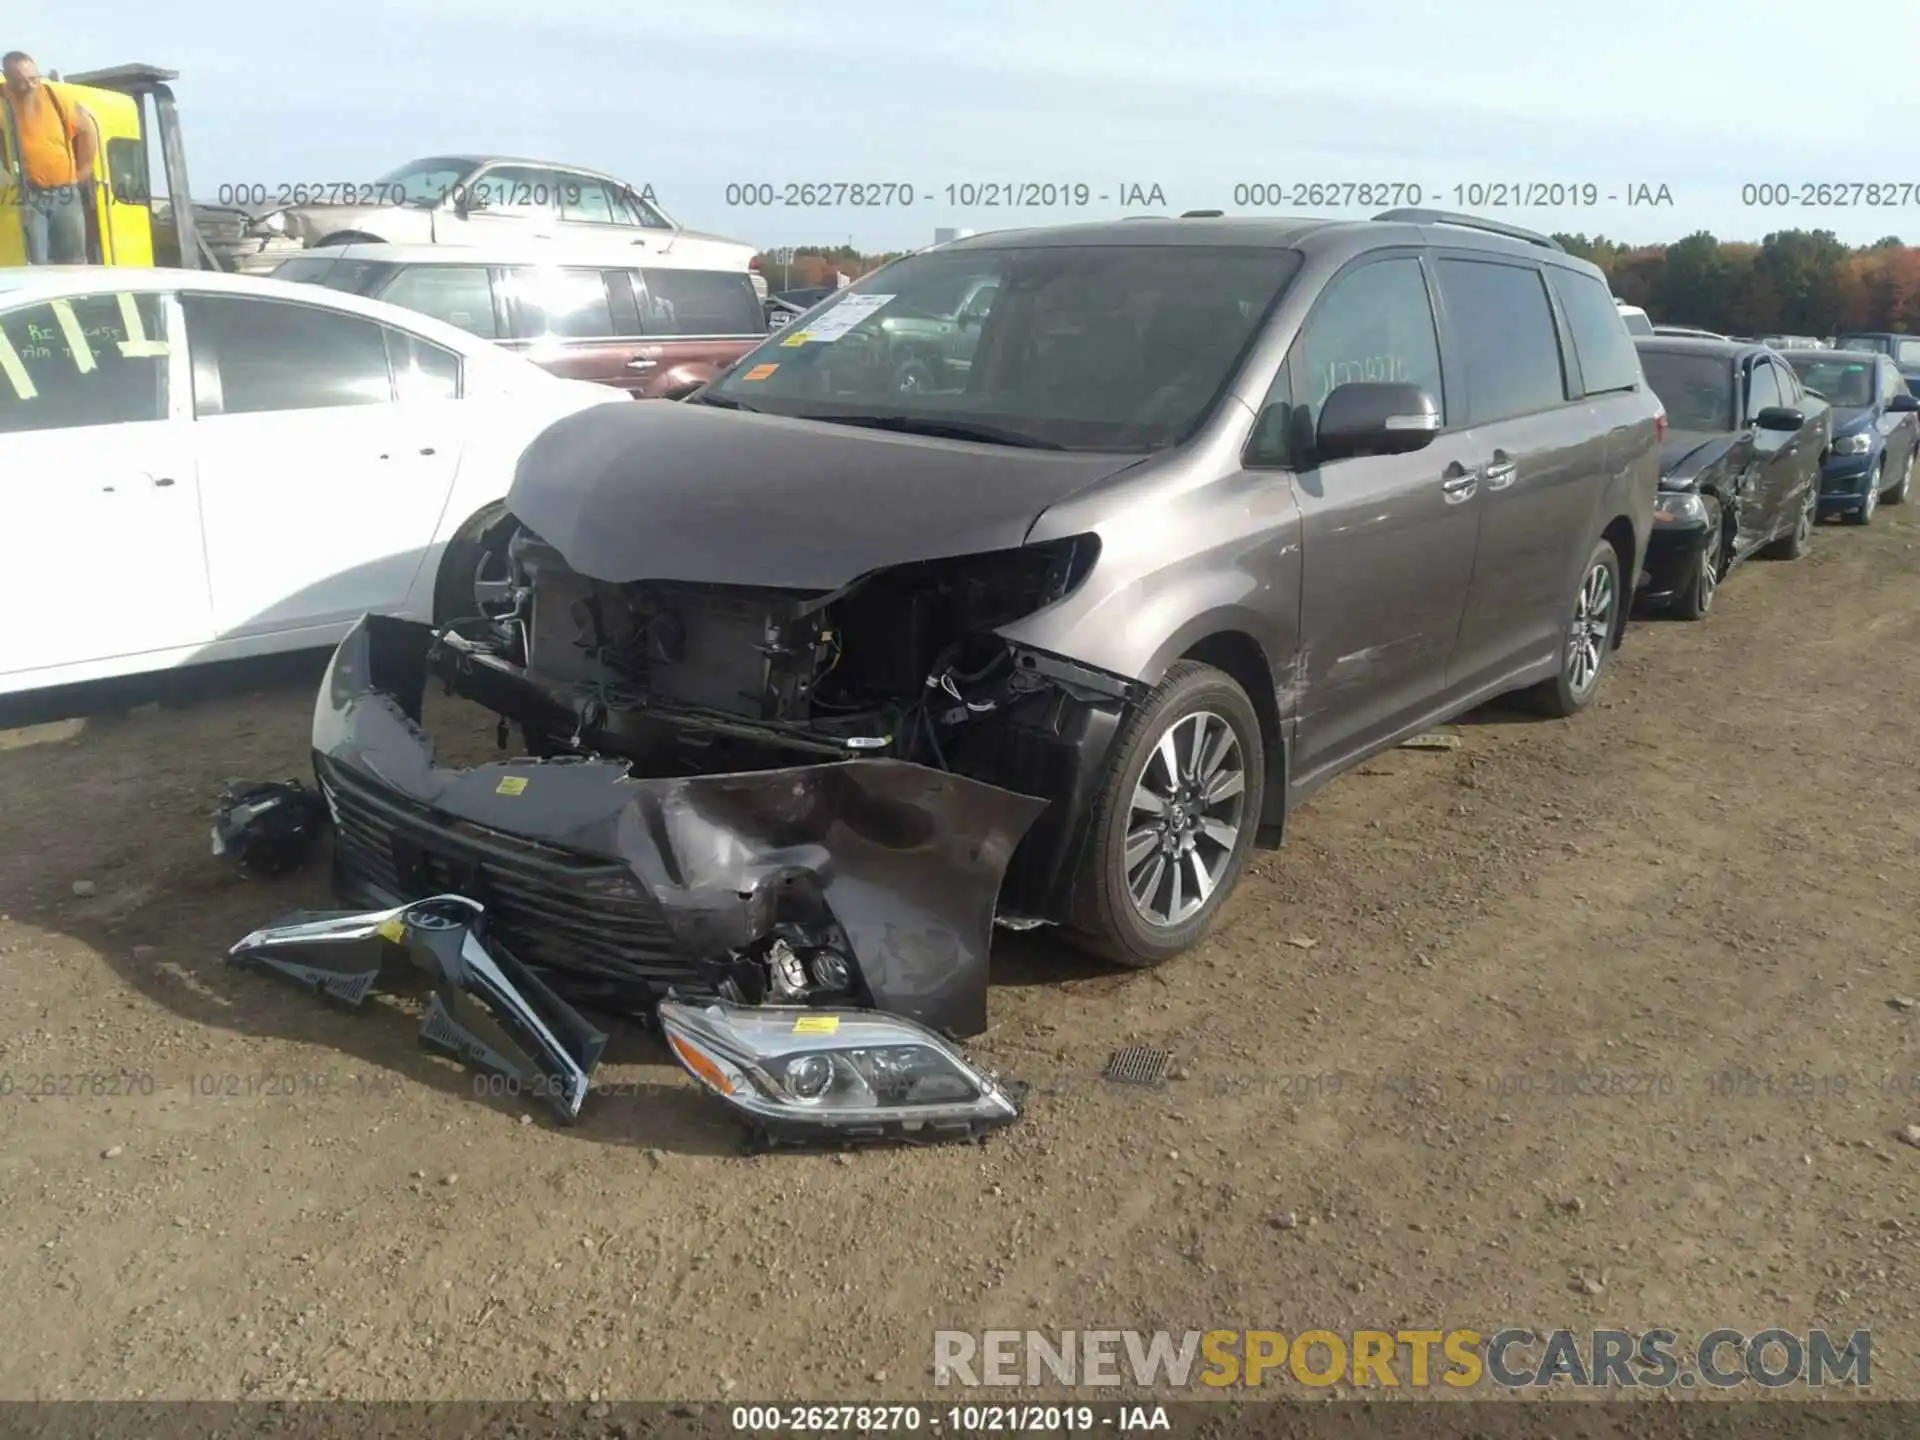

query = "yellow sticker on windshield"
[
  {"left": 376, "top": 918, "right": 407, "bottom": 943},
  {"left": 793, "top": 1015, "right": 840, "bottom": 1035},
  {"left": 0, "top": 330, "right": 34, "bottom": 399},
  {"left": 495, "top": 776, "right": 528, "bottom": 795},
  {"left": 743, "top": 363, "right": 779, "bottom": 381},
  {"left": 780, "top": 332, "right": 810, "bottom": 347},
  {"left": 49, "top": 300, "right": 96, "bottom": 374}
]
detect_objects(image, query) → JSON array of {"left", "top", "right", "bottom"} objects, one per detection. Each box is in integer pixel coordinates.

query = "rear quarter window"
[{"left": 1549, "top": 268, "right": 1642, "bottom": 395}]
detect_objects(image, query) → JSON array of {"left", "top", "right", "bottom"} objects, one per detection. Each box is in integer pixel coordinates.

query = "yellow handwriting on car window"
[
  {"left": 0, "top": 328, "right": 36, "bottom": 399},
  {"left": 48, "top": 300, "right": 97, "bottom": 375},
  {"left": 115, "top": 293, "right": 170, "bottom": 359}
]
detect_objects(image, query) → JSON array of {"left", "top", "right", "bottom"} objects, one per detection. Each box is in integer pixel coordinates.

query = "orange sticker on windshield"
[{"left": 742, "top": 363, "right": 779, "bottom": 381}]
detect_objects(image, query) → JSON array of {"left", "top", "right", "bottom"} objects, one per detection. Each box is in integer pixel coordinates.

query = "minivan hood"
[
  {"left": 506, "top": 400, "right": 1144, "bottom": 591},
  {"left": 1831, "top": 407, "right": 1871, "bottom": 433}
]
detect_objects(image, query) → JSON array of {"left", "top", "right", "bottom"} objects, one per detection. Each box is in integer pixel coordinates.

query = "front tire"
[
  {"left": 1885, "top": 449, "right": 1912, "bottom": 504},
  {"left": 1066, "top": 661, "right": 1264, "bottom": 968},
  {"left": 1845, "top": 459, "right": 1883, "bottom": 526},
  {"left": 1522, "top": 539, "right": 1621, "bottom": 717},
  {"left": 432, "top": 505, "right": 520, "bottom": 626},
  {"left": 1670, "top": 498, "right": 1723, "bottom": 621}
]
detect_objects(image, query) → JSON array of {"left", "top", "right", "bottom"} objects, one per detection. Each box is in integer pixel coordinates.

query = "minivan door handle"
[
  {"left": 1441, "top": 464, "right": 1478, "bottom": 503},
  {"left": 1482, "top": 457, "right": 1517, "bottom": 489},
  {"left": 625, "top": 358, "right": 658, "bottom": 371}
]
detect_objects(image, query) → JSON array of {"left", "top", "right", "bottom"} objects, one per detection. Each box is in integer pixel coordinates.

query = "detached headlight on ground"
[
  {"left": 1653, "top": 491, "right": 1708, "bottom": 524},
  {"left": 1831, "top": 432, "right": 1872, "bottom": 456},
  {"left": 657, "top": 999, "right": 1024, "bottom": 1148}
]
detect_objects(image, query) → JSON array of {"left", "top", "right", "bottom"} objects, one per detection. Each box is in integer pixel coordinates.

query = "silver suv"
[{"left": 305, "top": 209, "right": 1661, "bottom": 1037}]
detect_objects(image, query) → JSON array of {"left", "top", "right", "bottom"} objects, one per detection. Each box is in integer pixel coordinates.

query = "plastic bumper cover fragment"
[{"left": 228, "top": 895, "right": 609, "bottom": 1123}]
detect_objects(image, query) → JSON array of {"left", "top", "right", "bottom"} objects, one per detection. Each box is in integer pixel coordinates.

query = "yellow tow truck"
[{"left": 0, "top": 63, "right": 217, "bottom": 268}]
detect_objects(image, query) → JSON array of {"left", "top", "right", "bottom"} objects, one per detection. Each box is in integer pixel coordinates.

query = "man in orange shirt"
[{"left": 3, "top": 51, "right": 95, "bottom": 264}]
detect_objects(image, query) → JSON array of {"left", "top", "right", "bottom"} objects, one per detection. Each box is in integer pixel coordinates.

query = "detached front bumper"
[{"left": 309, "top": 616, "right": 1047, "bottom": 1039}]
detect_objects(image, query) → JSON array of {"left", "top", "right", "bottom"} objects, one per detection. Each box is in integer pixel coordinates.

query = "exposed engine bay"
[
  {"left": 486, "top": 530, "right": 1115, "bottom": 760},
  {"left": 431, "top": 529, "right": 1136, "bottom": 923}
]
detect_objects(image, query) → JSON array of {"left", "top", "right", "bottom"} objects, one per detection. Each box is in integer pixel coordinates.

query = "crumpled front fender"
[{"left": 313, "top": 615, "right": 1050, "bottom": 1035}]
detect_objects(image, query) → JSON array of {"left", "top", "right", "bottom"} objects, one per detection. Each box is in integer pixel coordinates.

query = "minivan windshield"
[
  {"left": 1637, "top": 349, "right": 1734, "bottom": 431},
  {"left": 1785, "top": 356, "right": 1874, "bottom": 408},
  {"left": 699, "top": 244, "right": 1302, "bottom": 452}
]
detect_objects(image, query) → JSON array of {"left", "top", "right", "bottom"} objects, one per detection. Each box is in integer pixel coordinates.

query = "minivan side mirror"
[
  {"left": 1314, "top": 382, "right": 1442, "bottom": 461},
  {"left": 1888, "top": 392, "right": 1919, "bottom": 413},
  {"left": 1754, "top": 405, "right": 1803, "bottom": 432}
]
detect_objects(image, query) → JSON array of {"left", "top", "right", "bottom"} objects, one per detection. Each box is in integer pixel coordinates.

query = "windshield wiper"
[
  {"left": 686, "top": 393, "right": 760, "bottom": 412},
  {"left": 805, "top": 414, "right": 1063, "bottom": 449}
]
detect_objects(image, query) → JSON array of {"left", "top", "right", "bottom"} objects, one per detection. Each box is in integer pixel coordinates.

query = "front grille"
[{"left": 317, "top": 757, "right": 701, "bottom": 989}]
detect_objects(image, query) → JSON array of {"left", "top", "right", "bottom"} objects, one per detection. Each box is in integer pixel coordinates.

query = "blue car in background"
[
  {"left": 1833, "top": 332, "right": 1920, "bottom": 388},
  {"left": 1779, "top": 349, "right": 1920, "bottom": 525}
]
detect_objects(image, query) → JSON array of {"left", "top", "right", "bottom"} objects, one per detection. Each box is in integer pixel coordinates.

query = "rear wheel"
[
  {"left": 1521, "top": 539, "right": 1620, "bottom": 717},
  {"left": 1845, "top": 459, "right": 1883, "bottom": 526},
  {"left": 1066, "top": 661, "right": 1264, "bottom": 968},
  {"left": 1670, "top": 498, "right": 1723, "bottom": 621},
  {"left": 1762, "top": 481, "right": 1816, "bottom": 558}
]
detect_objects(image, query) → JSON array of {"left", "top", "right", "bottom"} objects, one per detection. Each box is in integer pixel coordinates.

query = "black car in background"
[
  {"left": 1779, "top": 349, "right": 1920, "bottom": 523},
  {"left": 1834, "top": 332, "right": 1920, "bottom": 388},
  {"left": 1633, "top": 337, "right": 1832, "bottom": 618}
]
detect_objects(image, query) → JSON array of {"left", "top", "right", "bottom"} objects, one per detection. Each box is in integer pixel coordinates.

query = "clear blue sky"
[{"left": 27, "top": 0, "right": 1911, "bottom": 251}]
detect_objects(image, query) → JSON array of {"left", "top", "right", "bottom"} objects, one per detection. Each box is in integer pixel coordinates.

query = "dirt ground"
[{"left": 2, "top": 506, "right": 1917, "bottom": 1407}]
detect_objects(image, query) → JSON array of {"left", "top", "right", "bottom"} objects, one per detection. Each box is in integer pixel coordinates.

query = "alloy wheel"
[
  {"left": 1565, "top": 559, "right": 1614, "bottom": 697},
  {"left": 1124, "top": 710, "right": 1248, "bottom": 928},
  {"left": 1863, "top": 468, "right": 1880, "bottom": 523},
  {"left": 1795, "top": 487, "right": 1815, "bottom": 546},
  {"left": 1697, "top": 537, "right": 1719, "bottom": 613}
]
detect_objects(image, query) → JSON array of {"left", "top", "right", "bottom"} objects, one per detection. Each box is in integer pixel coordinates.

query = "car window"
[
  {"left": 1616, "top": 307, "right": 1654, "bottom": 336},
  {"left": 275, "top": 257, "right": 396, "bottom": 296},
  {"left": 468, "top": 164, "right": 564, "bottom": 216},
  {"left": 106, "top": 136, "right": 150, "bottom": 206},
  {"left": 379, "top": 265, "right": 499, "bottom": 339},
  {"left": 1745, "top": 360, "right": 1784, "bottom": 419},
  {"left": 608, "top": 184, "right": 671, "bottom": 229},
  {"left": 385, "top": 328, "right": 461, "bottom": 402},
  {"left": 1784, "top": 356, "right": 1872, "bottom": 407},
  {"left": 637, "top": 269, "right": 765, "bottom": 337},
  {"left": 560, "top": 178, "right": 619, "bottom": 225},
  {"left": 1636, "top": 349, "right": 1734, "bottom": 430},
  {"left": 182, "top": 294, "right": 392, "bottom": 415},
  {"left": 1880, "top": 362, "right": 1900, "bottom": 403},
  {"left": 1434, "top": 259, "right": 1567, "bottom": 424},
  {"left": 0, "top": 292, "right": 170, "bottom": 434},
  {"left": 501, "top": 266, "right": 616, "bottom": 340},
  {"left": 1287, "top": 255, "right": 1445, "bottom": 437},
  {"left": 1896, "top": 339, "right": 1920, "bottom": 367},
  {"left": 1548, "top": 268, "right": 1640, "bottom": 395}
]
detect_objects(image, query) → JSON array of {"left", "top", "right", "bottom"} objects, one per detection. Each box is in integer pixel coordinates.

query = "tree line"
[
  {"left": 762, "top": 229, "right": 1920, "bottom": 337},
  {"left": 1557, "top": 229, "right": 1917, "bottom": 336}
]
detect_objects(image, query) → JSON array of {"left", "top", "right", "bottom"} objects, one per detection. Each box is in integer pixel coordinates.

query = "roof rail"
[
  {"left": 1180, "top": 209, "right": 1225, "bottom": 218},
  {"left": 1372, "top": 208, "right": 1565, "bottom": 252}
]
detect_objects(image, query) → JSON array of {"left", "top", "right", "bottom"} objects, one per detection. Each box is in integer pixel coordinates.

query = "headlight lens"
[
  {"left": 658, "top": 999, "right": 1022, "bottom": 1145},
  {"left": 1653, "top": 491, "right": 1708, "bottom": 524},
  {"left": 1832, "top": 432, "right": 1871, "bottom": 455}
]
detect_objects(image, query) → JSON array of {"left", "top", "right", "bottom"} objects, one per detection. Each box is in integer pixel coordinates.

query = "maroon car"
[{"left": 272, "top": 242, "right": 766, "bottom": 397}]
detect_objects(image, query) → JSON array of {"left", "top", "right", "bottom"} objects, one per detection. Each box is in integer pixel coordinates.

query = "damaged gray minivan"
[{"left": 261, "top": 210, "right": 1660, "bottom": 1135}]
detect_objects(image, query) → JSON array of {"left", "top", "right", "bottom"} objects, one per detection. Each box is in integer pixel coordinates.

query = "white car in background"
[
  {"left": 0, "top": 266, "right": 627, "bottom": 698},
  {"left": 1615, "top": 301, "right": 1653, "bottom": 335}
]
